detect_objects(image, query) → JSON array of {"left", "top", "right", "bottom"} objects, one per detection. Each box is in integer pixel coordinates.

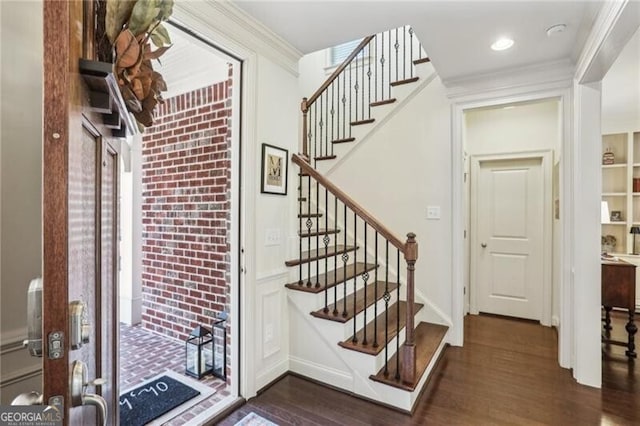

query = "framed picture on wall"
[{"left": 261, "top": 143, "right": 288, "bottom": 195}]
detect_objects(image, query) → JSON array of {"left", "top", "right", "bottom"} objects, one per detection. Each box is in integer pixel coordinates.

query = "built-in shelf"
[{"left": 602, "top": 131, "right": 640, "bottom": 254}]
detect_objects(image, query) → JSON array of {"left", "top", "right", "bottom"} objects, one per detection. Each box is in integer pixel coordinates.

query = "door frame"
[{"left": 469, "top": 150, "right": 553, "bottom": 326}]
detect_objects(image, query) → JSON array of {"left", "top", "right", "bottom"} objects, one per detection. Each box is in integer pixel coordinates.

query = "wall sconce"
[{"left": 630, "top": 226, "right": 640, "bottom": 255}]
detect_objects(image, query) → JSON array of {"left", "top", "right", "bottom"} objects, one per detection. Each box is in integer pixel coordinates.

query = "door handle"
[
  {"left": 23, "top": 278, "right": 43, "bottom": 357},
  {"left": 11, "top": 391, "right": 43, "bottom": 406},
  {"left": 70, "top": 360, "right": 107, "bottom": 426},
  {"left": 481, "top": 243, "right": 487, "bottom": 248}
]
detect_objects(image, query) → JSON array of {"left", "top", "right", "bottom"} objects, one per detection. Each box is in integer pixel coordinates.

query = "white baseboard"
[
  {"left": 255, "top": 358, "right": 289, "bottom": 391},
  {"left": 289, "top": 355, "right": 352, "bottom": 391}
]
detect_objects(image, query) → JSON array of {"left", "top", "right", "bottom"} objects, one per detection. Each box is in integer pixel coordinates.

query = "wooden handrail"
[
  {"left": 304, "top": 35, "right": 375, "bottom": 110},
  {"left": 293, "top": 154, "right": 406, "bottom": 252}
]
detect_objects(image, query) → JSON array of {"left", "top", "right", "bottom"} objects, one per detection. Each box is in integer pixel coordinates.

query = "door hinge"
[
  {"left": 464, "top": 230, "right": 467, "bottom": 239},
  {"left": 464, "top": 172, "right": 467, "bottom": 183},
  {"left": 464, "top": 287, "right": 466, "bottom": 295}
]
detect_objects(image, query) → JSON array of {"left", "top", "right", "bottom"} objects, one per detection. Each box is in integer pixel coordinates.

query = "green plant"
[{"left": 105, "top": 0, "right": 174, "bottom": 129}]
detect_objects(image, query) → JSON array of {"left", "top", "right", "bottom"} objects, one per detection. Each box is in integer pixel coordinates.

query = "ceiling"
[{"left": 233, "top": 0, "right": 603, "bottom": 84}]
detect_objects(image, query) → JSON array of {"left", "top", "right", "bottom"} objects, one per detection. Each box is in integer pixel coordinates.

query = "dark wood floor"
[{"left": 218, "top": 313, "right": 639, "bottom": 425}]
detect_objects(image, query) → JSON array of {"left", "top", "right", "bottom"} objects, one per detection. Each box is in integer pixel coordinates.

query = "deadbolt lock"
[{"left": 69, "top": 301, "right": 91, "bottom": 349}]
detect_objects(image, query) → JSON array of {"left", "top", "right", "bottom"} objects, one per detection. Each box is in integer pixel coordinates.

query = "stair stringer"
[
  {"left": 318, "top": 62, "right": 437, "bottom": 176},
  {"left": 287, "top": 285, "right": 445, "bottom": 411}
]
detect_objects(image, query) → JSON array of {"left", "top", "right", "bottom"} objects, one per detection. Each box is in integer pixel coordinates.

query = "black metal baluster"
[
  {"left": 313, "top": 103, "right": 318, "bottom": 167},
  {"left": 315, "top": 179, "right": 320, "bottom": 288},
  {"left": 395, "top": 248, "right": 401, "bottom": 380},
  {"left": 342, "top": 202, "right": 348, "bottom": 317},
  {"left": 307, "top": 108, "right": 312, "bottom": 161},
  {"left": 323, "top": 187, "right": 329, "bottom": 312},
  {"left": 352, "top": 212, "right": 358, "bottom": 343},
  {"left": 395, "top": 27, "right": 399, "bottom": 84},
  {"left": 380, "top": 32, "right": 386, "bottom": 101},
  {"left": 409, "top": 27, "right": 414, "bottom": 78},
  {"left": 374, "top": 36, "right": 378, "bottom": 103},
  {"left": 361, "top": 49, "right": 365, "bottom": 120},
  {"left": 324, "top": 91, "right": 329, "bottom": 157},
  {"left": 318, "top": 95, "right": 323, "bottom": 158},
  {"left": 333, "top": 194, "right": 339, "bottom": 316},
  {"left": 354, "top": 58, "right": 358, "bottom": 123},
  {"left": 403, "top": 26, "right": 406, "bottom": 80},
  {"left": 367, "top": 44, "right": 372, "bottom": 120},
  {"left": 349, "top": 61, "right": 353, "bottom": 128},
  {"left": 383, "top": 240, "right": 390, "bottom": 375},
  {"left": 362, "top": 223, "right": 368, "bottom": 346},
  {"left": 388, "top": 29, "right": 392, "bottom": 98},
  {"left": 298, "top": 175, "right": 303, "bottom": 286},
  {"left": 306, "top": 175, "right": 312, "bottom": 287},
  {"left": 342, "top": 72, "right": 347, "bottom": 139},
  {"left": 373, "top": 231, "right": 379, "bottom": 348},
  {"left": 330, "top": 83, "right": 335, "bottom": 155}
]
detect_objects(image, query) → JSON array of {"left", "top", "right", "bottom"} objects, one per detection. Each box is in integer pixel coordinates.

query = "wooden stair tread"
[
  {"left": 338, "top": 301, "right": 424, "bottom": 355},
  {"left": 298, "top": 197, "right": 307, "bottom": 202},
  {"left": 311, "top": 281, "right": 399, "bottom": 323},
  {"left": 285, "top": 262, "right": 378, "bottom": 293},
  {"left": 369, "top": 322, "right": 448, "bottom": 391},
  {"left": 315, "top": 155, "right": 337, "bottom": 161},
  {"left": 298, "top": 172, "right": 310, "bottom": 177},
  {"left": 413, "top": 57, "right": 431, "bottom": 65},
  {"left": 298, "top": 228, "right": 341, "bottom": 238},
  {"left": 332, "top": 137, "right": 356, "bottom": 144},
  {"left": 351, "top": 118, "right": 375, "bottom": 126},
  {"left": 390, "top": 77, "right": 419, "bottom": 87},
  {"left": 298, "top": 212, "right": 323, "bottom": 218},
  {"left": 370, "top": 98, "right": 396, "bottom": 107},
  {"left": 285, "top": 244, "right": 357, "bottom": 267}
]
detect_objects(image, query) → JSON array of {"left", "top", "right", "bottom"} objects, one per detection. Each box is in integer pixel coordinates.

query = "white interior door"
[{"left": 473, "top": 156, "right": 545, "bottom": 321}]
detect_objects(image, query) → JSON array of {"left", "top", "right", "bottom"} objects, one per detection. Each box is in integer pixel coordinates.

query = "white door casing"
[{"left": 471, "top": 151, "right": 552, "bottom": 325}]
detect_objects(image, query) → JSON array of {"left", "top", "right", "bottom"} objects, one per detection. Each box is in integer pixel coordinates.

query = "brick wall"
[{"left": 140, "top": 68, "right": 233, "bottom": 381}]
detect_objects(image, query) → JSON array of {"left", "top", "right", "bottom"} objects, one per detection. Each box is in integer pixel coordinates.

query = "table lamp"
[
  {"left": 601, "top": 201, "right": 611, "bottom": 224},
  {"left": 630, "top": 226, "right": 640, "bottom": 255}
]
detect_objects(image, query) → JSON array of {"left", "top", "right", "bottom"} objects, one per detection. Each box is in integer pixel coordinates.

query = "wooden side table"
[{"left": 602, "top": 258, "right": 637, "bottom": 358}]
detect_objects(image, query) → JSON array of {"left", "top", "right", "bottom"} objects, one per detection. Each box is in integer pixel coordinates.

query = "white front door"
[{"left": 472, "top": 156, "right": 545, "bottom": 321}]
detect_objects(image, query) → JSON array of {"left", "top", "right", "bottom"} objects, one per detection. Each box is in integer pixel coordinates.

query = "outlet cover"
[{"left": 265, "top": 228, "right": 281, "bottom": 246}]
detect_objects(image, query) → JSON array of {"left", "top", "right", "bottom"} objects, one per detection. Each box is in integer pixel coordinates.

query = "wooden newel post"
[
  {"left": 400, "top": 232, "right": 418, "bottom": 384},
  {"left": 301, "top": 97, "right": 309, "bottom": 159}
]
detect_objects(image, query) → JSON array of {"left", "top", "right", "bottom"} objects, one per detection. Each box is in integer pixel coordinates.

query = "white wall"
[
  {"left": 326, "top": 76, "right": 453, "bottom": 324},
  {"left": 464, "top": 100, "right": 560, "bottom": 157},
  {"left": 252, "top": 54, "right": 299, "bottom": 391},
  {"left": 464, "top": 99, "right": 561, "bottom": 324},
  {"left": 0, "top": 0, "right": 43, "bottom": 403}
]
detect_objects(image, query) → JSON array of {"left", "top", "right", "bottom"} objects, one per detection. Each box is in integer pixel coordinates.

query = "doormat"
[
  {"left": 120, "top": 370, "right": 215, "bottom": 426},
  {"left": 234, "top": 412, "right": 279, "bottom": 426}
]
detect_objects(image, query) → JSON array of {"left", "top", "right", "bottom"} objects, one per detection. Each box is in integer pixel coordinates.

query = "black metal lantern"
[
  {"left": 185, "top": 325, "right": 213, "bottom": 379},
  {"left": 212, "top": 312, "right": 228, "bottom": 380}
]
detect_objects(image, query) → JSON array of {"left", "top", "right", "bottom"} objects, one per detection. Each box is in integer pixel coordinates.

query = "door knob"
[
  {"left": 70, "top": 360, "right": 107, "bottom": 426},
  {"left": 481, "top": 243, "right": 487, "bottom": 248}
]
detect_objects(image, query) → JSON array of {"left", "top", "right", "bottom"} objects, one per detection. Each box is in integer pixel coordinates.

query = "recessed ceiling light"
[
  {"left": 546, "top": 24, "right": 567, "bottom": 37},
  {"left": 491, "top": 37, "right": 514, "bottom": 51}
]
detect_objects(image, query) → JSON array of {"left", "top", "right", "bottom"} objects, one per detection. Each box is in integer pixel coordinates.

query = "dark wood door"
[{"left": 43, "top": 2, "right": 119, "bottom": 424}]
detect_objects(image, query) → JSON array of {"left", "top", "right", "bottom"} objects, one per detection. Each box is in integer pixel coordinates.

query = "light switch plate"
[
  {"left": 265, "top": 228, "right": 281, "bottom": 246},
  {"left": 427, "top": 206, "right": 441, "bottom": 220}
]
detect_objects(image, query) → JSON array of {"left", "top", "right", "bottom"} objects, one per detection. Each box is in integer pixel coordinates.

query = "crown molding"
[
  {"left": 173, "top": 1, "right": 302, "bottom": 76},
  {"left": 444, "top": 58, "right": 574, "bottom": 101}
]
